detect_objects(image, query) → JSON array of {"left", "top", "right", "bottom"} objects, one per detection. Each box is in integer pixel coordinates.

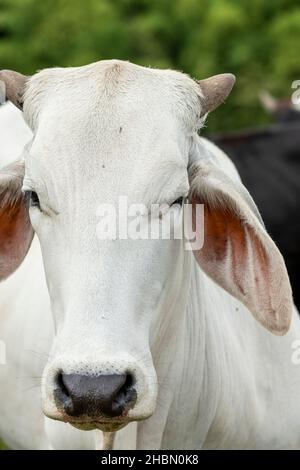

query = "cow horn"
[
  {"left": 197, "top": 73, "right": 236, "bottom": 116},
  {"left": 0, "top": 70, "right": 28, "bottom": 110},
  {"left": 258, "top": 90, "right": 278, "bottom": 113}
]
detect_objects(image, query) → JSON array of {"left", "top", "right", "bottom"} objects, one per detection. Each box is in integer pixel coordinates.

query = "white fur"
[
  {"left": 0, "top": 103, "right": 32, "bottom": 167},
  {"left": 0, "top": 60, "right": 299, "bottom": 449}
]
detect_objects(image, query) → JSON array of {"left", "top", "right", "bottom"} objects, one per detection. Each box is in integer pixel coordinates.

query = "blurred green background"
[{"left": 0, "top": 0, "right": 299, "bottom": 132}]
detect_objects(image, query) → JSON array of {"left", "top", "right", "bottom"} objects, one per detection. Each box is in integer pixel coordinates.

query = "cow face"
[{"left": 6, "top": 60, "right": 289, "bottom": 432}]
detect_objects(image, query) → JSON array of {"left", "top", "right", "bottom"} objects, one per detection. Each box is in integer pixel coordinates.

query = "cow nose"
[{"left": 54, "top": 372, "right": 137, "bottom": 418}]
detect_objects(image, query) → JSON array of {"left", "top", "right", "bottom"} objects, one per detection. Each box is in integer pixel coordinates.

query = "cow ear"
[
  {"left": 0, "top": 161, "right": 34, "bottom": 281},
  {"left": 0, "top": 70, "right": 28, "bottom": 110},
  {"left": 197, "top": 73, "right": 236, "bottom": 116},
  {"left": 188, "top": 163, "right": 293, "bottom": 335}
]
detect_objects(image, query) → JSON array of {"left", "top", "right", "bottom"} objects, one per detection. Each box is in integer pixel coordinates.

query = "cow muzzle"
[{"left": 42, "top": 355, "right": 157, "bottom": 431}]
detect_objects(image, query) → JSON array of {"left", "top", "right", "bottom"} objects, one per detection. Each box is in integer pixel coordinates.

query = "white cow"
[{"left": 0, "top": 60, "right": 299, "bottom": 450}]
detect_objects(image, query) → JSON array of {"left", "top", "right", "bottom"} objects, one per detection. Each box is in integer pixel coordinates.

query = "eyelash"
[
  {"left": 171, "top": 196, "right": 184, "bottom": 206},
  {"left": 26, "top": 190, "right": 41, "bottom": 210}
]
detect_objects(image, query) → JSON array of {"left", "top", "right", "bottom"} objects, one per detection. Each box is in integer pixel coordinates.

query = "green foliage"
[
  {"left": 0, "top": 0, "right": 299, "bottom": 132},
  {"left": 0, "top": 439, "right": 7, "bottom": 449}
]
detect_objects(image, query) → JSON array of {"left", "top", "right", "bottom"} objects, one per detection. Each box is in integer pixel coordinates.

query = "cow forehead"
[
  {"left": 23, "top": 60, "right": 198, "bottom": 199},
  {"left": 24, "top": 60, "right": 201, "bottom": 138}
]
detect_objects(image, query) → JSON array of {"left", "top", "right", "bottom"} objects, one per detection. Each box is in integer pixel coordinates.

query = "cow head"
[{"left": 0, "top": 61, "right": 293, "bottom": 432}]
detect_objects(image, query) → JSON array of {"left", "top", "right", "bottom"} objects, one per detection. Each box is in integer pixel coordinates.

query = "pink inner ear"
[
  {"left": 190, "top": 195, "right": 293, "bottom": 335},
  {"left": 193, "top": 202, "right": 268, "bottom": 296},
  {"left": 0, "top": 196, "right": 34, "bottom": 280}
]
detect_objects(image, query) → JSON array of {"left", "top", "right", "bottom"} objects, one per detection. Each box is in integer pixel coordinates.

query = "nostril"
[
  {"left": 120, "top": 373, "right": 134, "bottom": 396},
  {"left": 54, "top": 372, "right": 76, "bottom": 416},
  {"left": 112, "top": 373, "right": 137, "bottom": 415},
  {"left": 57, "top": 372, "right": 70, "bottom": 397}
]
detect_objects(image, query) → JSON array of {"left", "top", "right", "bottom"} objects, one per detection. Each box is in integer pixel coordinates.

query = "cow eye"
[
  {"left": 27, "top": 190, "right": 41, "bottom": 209},
  {"left": 171, "top": 196, "right": 184, "bottom": 207}
]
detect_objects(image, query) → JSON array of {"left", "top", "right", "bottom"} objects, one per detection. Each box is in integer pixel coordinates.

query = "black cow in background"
[
  {"left": 259, "top": 90, "right": 300, "bottom": 123},
  {"left": 211, "top": 96, "right": 300, "bottom": 309}
]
